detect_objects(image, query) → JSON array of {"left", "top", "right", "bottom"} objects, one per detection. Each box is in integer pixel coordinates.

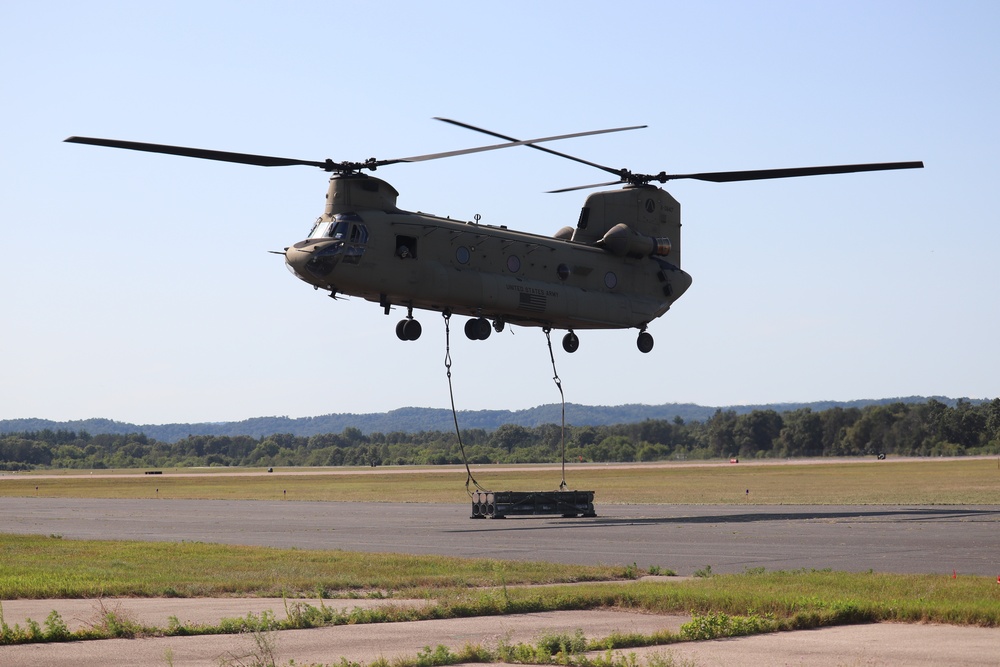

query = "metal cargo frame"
[{"left": 471, "top": 490, "right": 596, "bottom": 519}]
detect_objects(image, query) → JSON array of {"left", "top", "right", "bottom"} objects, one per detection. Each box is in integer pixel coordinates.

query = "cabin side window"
[{"left": 396, "top": 235, "right": 417, "bottom": 259}]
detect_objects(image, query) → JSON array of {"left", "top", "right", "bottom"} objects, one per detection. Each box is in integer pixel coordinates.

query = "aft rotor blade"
[
  {"left": 64, "top": 136, "right": 328, "bottom": 168},
  {"left": 434, "top": 117, "right": 636, "bottom": 177},
  {"left": 385, "top": 124, "right": 647, "bottom": 166},
  {"left": 666, "top": 161, "right": 924, "bottom": 183}
]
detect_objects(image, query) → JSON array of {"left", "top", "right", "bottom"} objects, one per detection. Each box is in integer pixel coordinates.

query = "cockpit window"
[
  {"left": 350, "top": 224, "right": 368, "bottom": 244},
  {"left": 308, "top": 221, "right": 331, "bottom": 239},
  {"left": 330, "top": 220, "right": 349, "bottom": 239},
  {"left": 307, "top": 220, "right": 347, "bottom": 239},
  {"left": 308, "top": 218, "right": 328, "bottom": 238},
  {"left": 308, "top": 213, "right": 364, "bottom": 240}
]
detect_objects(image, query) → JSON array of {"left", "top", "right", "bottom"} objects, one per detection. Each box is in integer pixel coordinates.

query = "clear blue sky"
[{"left": 2, "top": 2, "right": 997, "bottom": 424}]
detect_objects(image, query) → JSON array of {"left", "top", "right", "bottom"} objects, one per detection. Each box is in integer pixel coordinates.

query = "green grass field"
[
  {"left": 1, "top": 533, "right": 998, "bottom": 649},
  {"left": 0, "top": 534, "right": 626, "bottom": 600},
  {"left": 2, "top": 458, "right": 998, "bottom": 504}
]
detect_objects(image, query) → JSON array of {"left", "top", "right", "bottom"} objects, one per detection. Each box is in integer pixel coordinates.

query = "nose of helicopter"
[
  {"left": 282, "top": 244, "right": 310, "bottom": 280},
  {"left": 283, "top": 239, "right": 339, "bottom": 284}
]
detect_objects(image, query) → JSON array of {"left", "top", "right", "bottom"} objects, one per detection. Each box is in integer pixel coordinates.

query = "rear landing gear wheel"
[
  {"left": 464, "top": 317, "right": 491, "bottom": 340},
  {"left": 404, "top": 318, "right": 422, "bottom": 340},
  {"left": 396, "top": 318, "right": 422, "bottom": 341},
  {"left": 637, "top": 331, "right": 654, "bottom": 353},
  {"left": 562, "top": 331, "right": 580, "bottom": 353}
]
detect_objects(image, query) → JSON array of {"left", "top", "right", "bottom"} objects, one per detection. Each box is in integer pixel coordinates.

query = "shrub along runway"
[{"left": 0, "top": 497, "right": 997, "bottom": 575}]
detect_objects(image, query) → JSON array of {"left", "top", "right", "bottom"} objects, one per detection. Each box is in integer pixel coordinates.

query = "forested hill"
[{"left": 0, "top": 396, "right": 971, "bottom": 443}]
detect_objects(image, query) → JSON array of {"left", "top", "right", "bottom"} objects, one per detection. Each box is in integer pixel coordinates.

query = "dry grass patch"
[{"left": 2, "top": 458, "right": 998, "bottom": 505}]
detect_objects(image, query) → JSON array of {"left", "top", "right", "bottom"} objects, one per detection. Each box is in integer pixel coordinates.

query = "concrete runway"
[
  {"left": 1, "top": 497, "right": 998, "bottom": 575},
  {"left": 3, "top": 608, "right": 998, "bottom": 667}
]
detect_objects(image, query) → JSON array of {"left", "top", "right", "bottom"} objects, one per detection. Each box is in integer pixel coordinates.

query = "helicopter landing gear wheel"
[
  {"left": 637, "top": 331, "right": 654, "bottom": 353},
  {"left": 404, "top": 319, "right": 422, "bottom": 340},
  {"left": 562, "top": 331, "right": 580, "bottom": 353},
  {"left": 464, "top": 317, "right": 491, "bottom": 341},
  {"left": 396, "top": 316, "right": 422, "bottom": 341}
]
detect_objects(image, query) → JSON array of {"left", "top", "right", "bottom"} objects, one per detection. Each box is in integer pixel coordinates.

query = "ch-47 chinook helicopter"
[{"left": 66, "top": 120, "right": 922, "bottom": 354}]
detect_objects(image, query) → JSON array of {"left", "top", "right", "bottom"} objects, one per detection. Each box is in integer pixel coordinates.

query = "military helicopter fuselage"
[
  {"left": 65, "top": 120, "right": 920, "bottom": 354},
  {"left": 283, "top": 173, "right": 690, "bottom": 349}
]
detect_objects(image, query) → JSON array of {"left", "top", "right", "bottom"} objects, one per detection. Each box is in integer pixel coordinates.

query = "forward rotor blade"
[
  {"left": 434, "top": 117, "right": 636, "bottom": 177},
  {"left": 666, "top": 161, "right": 924, "bottom": 183},
  {"left": 547, "top": 180, "right": 626, "bottom": 194},
  {"left": 386, "top": 124, "right": 647, "bottom": 166},
  {"left": 67, "top": 124, "right": 647, "bottom": 173},
  {"left": 64, "top": 136, "right": 328, "bottom": 168}
]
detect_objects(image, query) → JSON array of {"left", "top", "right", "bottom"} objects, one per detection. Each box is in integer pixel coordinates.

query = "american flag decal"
[{"left": 518, "top": 292, "right": 546, "bottom": 312}]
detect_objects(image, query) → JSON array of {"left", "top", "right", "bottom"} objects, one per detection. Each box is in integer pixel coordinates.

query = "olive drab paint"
[{"left": 285, "top": 173, "right": 692, "bottom": 344}]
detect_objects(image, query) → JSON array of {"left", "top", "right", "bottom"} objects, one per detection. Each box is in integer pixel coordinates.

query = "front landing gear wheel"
[
  {"left": 562, "top": 331, "right": 580, "bottom": 353},
  {"left": 637, "top": 331, "right": 654, "bottom": 353}
]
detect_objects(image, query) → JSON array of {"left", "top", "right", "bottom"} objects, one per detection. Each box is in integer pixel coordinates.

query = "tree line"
[{"left": 1, "top": 398, "right": 998, "bottom": 471}]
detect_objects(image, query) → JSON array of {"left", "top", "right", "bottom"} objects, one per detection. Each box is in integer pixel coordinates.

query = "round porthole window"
[
  {"left": 456, "top": 246, "right": 470, "bottom": 264},
  {"left": 604, "top": 271, "right": 618, "bottom": 289},
  {"left": 557, "top": 264, "right": 570, "bottom": 280},
  {"left": 506, "top": 255, "right": 521, "bottom": 272}
]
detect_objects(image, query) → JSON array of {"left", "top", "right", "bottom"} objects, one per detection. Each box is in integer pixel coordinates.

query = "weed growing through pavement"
[
  {"left": 680, "top": 612, "right": 775, "bottom": 640},
  {"left": 217, "top": 625, "right": 279, "bottom": 667}
]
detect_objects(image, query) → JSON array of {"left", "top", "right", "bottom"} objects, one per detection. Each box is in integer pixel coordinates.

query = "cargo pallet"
[{"left": 471, "top": 490, "right": 596, "bottom": 519}]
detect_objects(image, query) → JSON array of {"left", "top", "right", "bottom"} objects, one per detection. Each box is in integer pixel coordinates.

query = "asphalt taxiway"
[{"left": 0, "top": 497, "right": 997, "bottom": 575}]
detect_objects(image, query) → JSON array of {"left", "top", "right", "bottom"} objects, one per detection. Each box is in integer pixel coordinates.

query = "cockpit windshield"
[
  {"left": 308, "top": 214, "right": 362, "bottom": 240},
  {"left": 308, "top": 220, "right": 347, "bottom": 240},
  {"left": 308, "top": 218, "right": 329, "bottom": 238}
]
